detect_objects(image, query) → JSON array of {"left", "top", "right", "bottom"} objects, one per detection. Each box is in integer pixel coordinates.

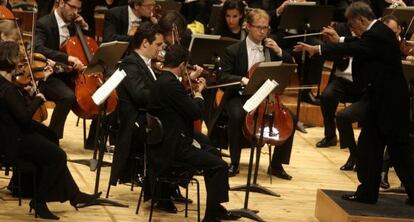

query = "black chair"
[{"left": 135, "top": 114, "right": 201, "bottom": 222}]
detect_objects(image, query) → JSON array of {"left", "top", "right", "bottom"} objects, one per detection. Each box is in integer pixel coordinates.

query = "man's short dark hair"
[
  {"left": 131, "top": 21, "right": 162, "bottom": 49},
  {"left": 0, "top": 41, "right": 19, "bottom": 71},
  {"left": 345, "top": 1, "right": 376, "bottom": 21},
  {"left": 381, "top": 14, "right": 399, "bottom": 25},
  {"left": 163, "top": 44, "right": 189, "bottom": 68}
]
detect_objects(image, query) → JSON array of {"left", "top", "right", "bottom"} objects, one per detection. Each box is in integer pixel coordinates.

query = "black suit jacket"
[
  {"left": 109, "top": 51, "right": 156, "bottom": 185},
  {"left": 103, "top": 5, "right": 132, "bottom": 43},
  {"left": 207, "top": 39, "right": 293, "bottom": 136},
  {"left": 147, "top": 71, "right": 204, "bottom": 177},
  {"left": 35, "top": 13, "right": 71, "bottom": 64},
  {"left": 322, "top": 21, "right": 409, "bottom": 137}
]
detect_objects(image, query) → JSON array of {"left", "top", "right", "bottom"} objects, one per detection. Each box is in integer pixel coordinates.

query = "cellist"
[
  {"left": 207, "top": 9, "right": 297, "bottom": 179},
  {"left": 34, "top": 0, "right": 87, "bottom": 139}
]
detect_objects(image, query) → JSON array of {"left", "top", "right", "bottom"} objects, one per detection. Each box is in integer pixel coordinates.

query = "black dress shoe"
[
  {"left": 228, "top": 164, "right": 239, "bottom": 177},
  {"left": 380, "top": 172, "right": 390, "bottom": 189},
  {"left": 341, "top": 193, "right": 359, "bottom": 201},
  {"left": 170, "top": 187, "right": 193, "bottom": 204},
  {"left": 301, "top": 91, "right": 320, "bottom": 105},
  {"left": 155, "top": 200, "right": 177, "bottom": 213},
  {"left": 29, "top": 200, "right": 59, "bottom": 220},
  {"left": 316, "top": 137, "right": 337, "bottom": 148},
  {"left": 202, "top": 216, "right": 221, "bottom": 222},
  {"left": 342, "top": 193, "right": 377, "bottom": 204},
  {"left": 268, "top": 166, "right": 292, "bottom": 180},
  {"left": 340, "top": 156, "right": 356, "bottom": 171}
]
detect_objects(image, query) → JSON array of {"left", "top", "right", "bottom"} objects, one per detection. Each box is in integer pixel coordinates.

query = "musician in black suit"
[
  {"left": 148, "top": 44, "right": 240, "bottom": 222},
  {"left": 108, "top": 22, "right": 163, "bottom": 187},
  {"left": 316, "top": 22, "right": 365, "bottom": 172},
  {"left": 102, "top": 0, "right": 157, "bottom": 43},
  {"left": 207, "top": 9, "right": 297, "bottom": 180},
  {"left": 297, "top": 2, "right": 414, "bottom": 204},
  {"left": 0, "top": 41, "right": 100, "bottom": 220},
  {"left": 34, "top": 0, "right": 88, "bottom": 139}
]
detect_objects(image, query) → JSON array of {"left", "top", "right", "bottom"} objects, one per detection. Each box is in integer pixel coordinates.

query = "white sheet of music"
[
  {"left": 92, "top": 68, "right": 126, "bottom": 106},
  {"left": 243, "top": 79, "right": 279, "bottom": 113}
]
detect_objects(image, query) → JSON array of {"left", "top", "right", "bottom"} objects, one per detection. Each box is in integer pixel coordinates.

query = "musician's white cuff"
[
  {"left": 340, "top": 37, "right": 345, "bottom": 43},
  {"left": 194, "top": 94, "right": 204, "bottom": 100},
  {"left": 318, "top": 45, "right": 322, "bottom": 55}
]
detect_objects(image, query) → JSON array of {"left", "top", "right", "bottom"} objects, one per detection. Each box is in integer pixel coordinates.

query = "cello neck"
[{"left": 74, "top": 22, "right": 93, "bottom": 63}]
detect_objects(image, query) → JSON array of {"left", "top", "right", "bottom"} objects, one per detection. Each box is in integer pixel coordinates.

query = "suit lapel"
[
  {"left": 121, "top": 6, "right": 130, "bottom": 35},
  {"left": 50, "top": 13, "right": 61, "bottom": 49},
  {"left": 134, "top": 52, "right": 156, "bottom": 82},
  {"left": 241, "top": 40, "right": 248, "bottom": 73}
]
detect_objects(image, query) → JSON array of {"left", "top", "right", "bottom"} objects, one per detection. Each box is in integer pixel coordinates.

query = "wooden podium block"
[{"left": 315, "top": 189, "right": 414, "bottom": 222}]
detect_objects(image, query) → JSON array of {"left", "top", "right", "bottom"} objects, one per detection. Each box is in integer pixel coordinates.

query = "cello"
[
  {"left": 61, "top": 22, "right": 117, "bottom": 119},
  {"left": 242, "top": 62, "right": 294, "bottom": 146}
]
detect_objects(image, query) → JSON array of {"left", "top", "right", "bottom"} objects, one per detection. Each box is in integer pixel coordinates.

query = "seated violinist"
[
  {"left": 102, "top": 0, "right": 159, "bottom": 43},
  {"left": 207, "top": 9, "right": 297, "bottom": 179},
  {"left": 0, "top": 41, "right": 100, "bottom": 220},
  {"left": 147, "top": 44, "right": 241, "bottom": 222},
  {"left": 34, "top": 0, "right": 88, "bottom": 140}
]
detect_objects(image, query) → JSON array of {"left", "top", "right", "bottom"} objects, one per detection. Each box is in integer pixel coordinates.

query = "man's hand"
[
  {"left": 189, "top": 65, "right": 204, "bottom": 80},
  {"left": 264, "top": 38, "right": 282, "bottom": 55},
  {"left": 42, "top": 65, "right": 54, "bottom": 81},
  {"left": 322, "top": 26, "right": 340, "bottom": 43},
  {"left": 241, "top": 77, "right": 249, "bottom": 86},
  {"left": 35, "top": 92, "right": 47, "bottom": 102},
  {"left": 195, "top": 77, "right": 206, "bottom": 92},
  {"left": 74, "top": 15, "right": 89, "bottom": 30},
  {"left": 68, "top": 55, "right": 85, "bottom": 71},
  {"left": 293, "top": 42, "right": 319, "bottom": 57}
]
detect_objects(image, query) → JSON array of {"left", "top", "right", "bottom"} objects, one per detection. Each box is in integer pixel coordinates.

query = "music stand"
[
  {"left": 279, "top": 5, "right": 334, "bottom": 133},
  {"left": 188, "top": 34, "right": 238, "bottom": 67},
  {"left": 207, "top": 4, "right": 222, "bottom": 33},
  {"left": 229, "top": 63, "right": 296, "bottom": 222},
  {"left": 68, "top": 41, "right": 129, "bottom": 208},
  {"left": 155, "top": 0, "right": 182, "bottom": 12}
]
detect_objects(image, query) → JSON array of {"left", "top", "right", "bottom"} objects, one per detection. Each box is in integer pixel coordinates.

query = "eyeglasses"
[
  {"left": 65, "top": 2, "right": 82, "bottom": 12},
  {"left": 249, "top": 24, "right": 270, "bottom": 31}
]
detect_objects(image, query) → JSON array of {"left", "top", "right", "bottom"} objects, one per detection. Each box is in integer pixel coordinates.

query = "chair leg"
[
  {"left": 17, "top": 168, "right": 22, "bottom": 206},
  {"left": 268, "top": 144, "right": 273, "bottom": 184},
  {"left": 106, "top": 182, "right": 111, "bottom": 198},
  {"left": 149, "top": 198, "right": 155, "bottom": 222},
  {"left": 185, "top": 183, "right": 189, "bottom": 217},
  {"left": 136, "top": 187, "right": 143, "bottom": 214},
  {"left": 195, "top": 179, "right": 200, "bottom": 222}
]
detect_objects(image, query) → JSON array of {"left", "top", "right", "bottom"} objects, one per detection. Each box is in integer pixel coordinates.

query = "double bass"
[
  {"left": 242, "top": 62, "right": 294, "bottom": 146},
  {"left": 61, "top": 22, "right": 117, "bottom": 119}
]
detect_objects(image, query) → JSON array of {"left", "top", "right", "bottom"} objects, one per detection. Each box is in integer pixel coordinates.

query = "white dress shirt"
[
  {"left": 54, "top": 10, "right": 70, "bottom": 46},
  {"left": 246, "top": 36, "right": 265, "bottom": 70},
  {"left": 128, "top": 6, "right": 142, "bottom": 32},
  {"left": 138, "top": 54, "right": 157, "bottom": 81}
]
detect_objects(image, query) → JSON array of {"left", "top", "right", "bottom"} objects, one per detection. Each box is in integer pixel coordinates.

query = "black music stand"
[
  {"left": 188, "top": 34, "right": 238, "bottom": 67},
  {"left": 229, "top": 63, "right": 296, "bottom": 222},
  {"left": 279, "top": 5, "right": 334, "bottom": 133},
  {"left": 68, "top": 41, "right": 129, "bottom": 171},
  {"left": 207, "top": 4, "right": 222, "bottom": 33},
  {"left": 68, "top": 41, "right": 129, "bottom": 208}
]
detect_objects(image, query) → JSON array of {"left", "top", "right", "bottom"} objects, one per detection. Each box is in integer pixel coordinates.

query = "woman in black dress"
[{"left": 0, "top": 41, "right": 100, "bottom": 220}]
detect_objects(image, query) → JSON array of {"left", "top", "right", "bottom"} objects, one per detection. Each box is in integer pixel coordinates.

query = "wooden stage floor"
[{"left": 0, "top": 111, "right": 404, "bottom": 222}]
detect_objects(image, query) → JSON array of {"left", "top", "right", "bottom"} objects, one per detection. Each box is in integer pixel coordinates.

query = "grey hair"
[{"left": 345, "top": 1, "right": 376, "bottom": 21}]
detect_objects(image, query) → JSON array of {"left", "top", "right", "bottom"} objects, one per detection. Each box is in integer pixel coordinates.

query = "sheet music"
[
  {"left": 92, "top": 69, "right": 126, "bottom": 106},
  {"left": 258, "top": 61, "right": 282, "bottom": 67},
  {"left": 243, "top": 79, "right": 279, "bottom": 113}
]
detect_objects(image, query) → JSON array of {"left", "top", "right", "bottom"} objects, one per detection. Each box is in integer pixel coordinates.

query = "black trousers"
[
  {"left": 17, "top": 131, "right": 79, "bottom": 202},
  {"left": 39, "top": 76, "right": 76, "bottom": 139},
  {"left": 320, "top": 76, "right": 363, "bottom": 156},
  {"left": 175, "top": 144, "right": 229, "bottom": 216},
  {"left": 224, "top": 96, "right": 295, "bottom": 168},
  {"left": 356, "top": 120, "right": 414, "bottom": 203}
]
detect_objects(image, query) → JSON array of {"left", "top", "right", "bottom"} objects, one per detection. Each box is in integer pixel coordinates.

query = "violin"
[
  {"left": 0, "top": 5, "right": 14, "bottom": 19},
  {"left": 242, "top": 62, "right": 294, "bottom": 146}
]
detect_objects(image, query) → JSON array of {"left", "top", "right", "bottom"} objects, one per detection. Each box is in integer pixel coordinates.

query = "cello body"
[{"left": 62, "top": 24, "right": 117, "bottom": 119}]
